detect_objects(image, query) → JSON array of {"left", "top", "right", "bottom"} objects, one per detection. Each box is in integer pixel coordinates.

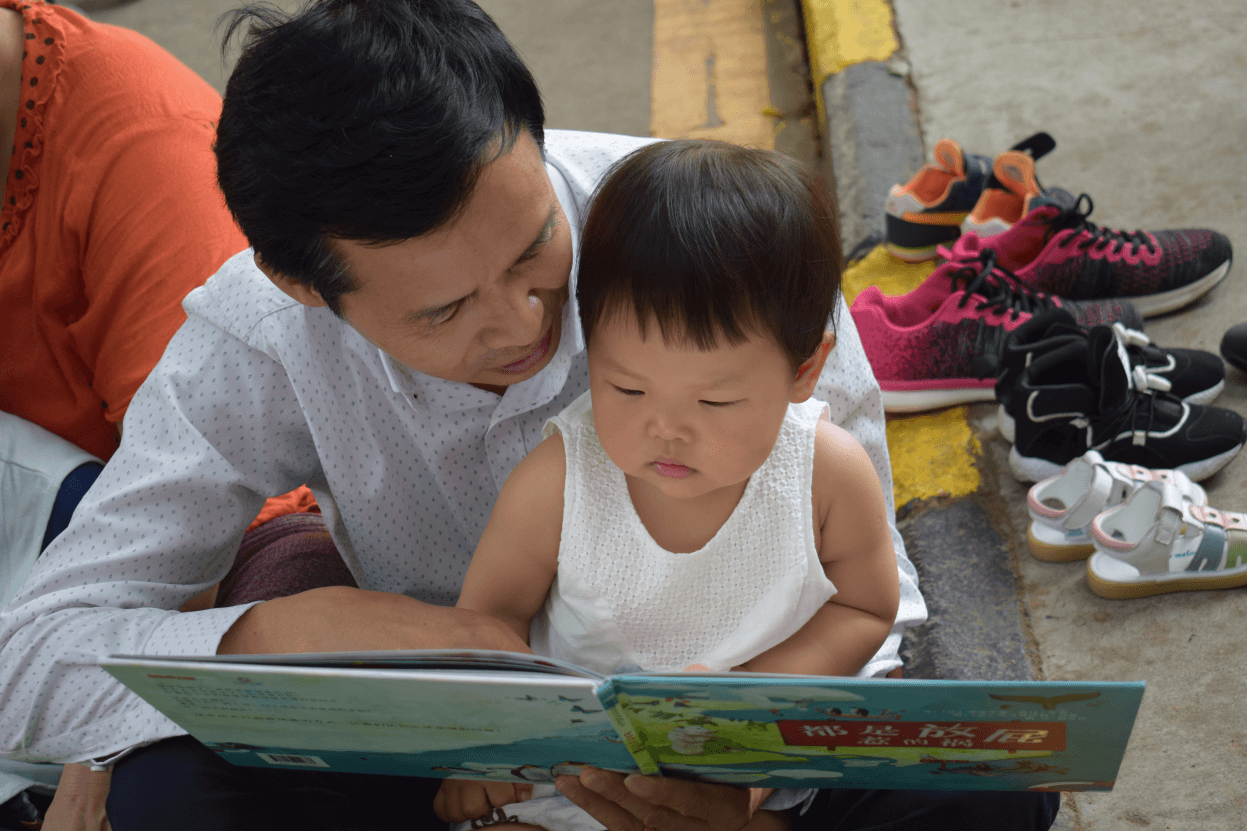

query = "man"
[{"left": 0, "top": 1, "right": 1057, "bottom": 828}]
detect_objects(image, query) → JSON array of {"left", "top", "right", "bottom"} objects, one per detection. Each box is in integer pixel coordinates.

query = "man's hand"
[
  {"left": 556, "top": 768, "right": 789, "bottom": 831},
  {"left": 433, "top": 778, "right": 532, "bottom": 823},
  {"left": 218, "top": 586, "right": 530, "bottom": 655},
  {"left": 41, "top": 763, "right": 111, "bottom": 831}
]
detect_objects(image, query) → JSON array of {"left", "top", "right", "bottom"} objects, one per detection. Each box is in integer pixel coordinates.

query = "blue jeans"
[{"left": 108, "top": 736, "right": 1060, "bottom": 831}]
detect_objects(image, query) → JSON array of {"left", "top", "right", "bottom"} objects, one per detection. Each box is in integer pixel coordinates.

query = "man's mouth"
[
  {"left": 652, "top": 459, "right": 693, "bottom": 479},
  {"left": 499, "top": 326, "right": 554, "bottom": 374}
]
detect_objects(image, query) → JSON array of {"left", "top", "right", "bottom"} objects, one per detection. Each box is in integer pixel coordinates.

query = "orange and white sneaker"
[
  {"left": 886, "top": 132, "right": 1054, "bottom": 262},
  {"left": 884, "top": 139, "right": 993, "bottom": 262},
  {"left": 962, "top": 149, "right": 1047, "bottom": 239}
]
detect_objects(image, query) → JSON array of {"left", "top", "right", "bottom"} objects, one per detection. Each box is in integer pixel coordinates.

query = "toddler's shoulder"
[{"left": 811, "top": 416, "right": 884, "bottom": 512}]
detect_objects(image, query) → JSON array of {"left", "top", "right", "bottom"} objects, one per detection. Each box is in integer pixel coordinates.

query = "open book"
[{"left": 100, "top": 650, "right": 1143, "bottom": 792}]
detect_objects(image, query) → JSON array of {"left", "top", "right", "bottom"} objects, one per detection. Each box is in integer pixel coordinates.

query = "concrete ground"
[
  {"left": 821, "top": 1, "right": 1247, "bottom": 828},
  {"left": 70, "top": 0, "right": 1247, "bottom": 828},
  {"left": 899, "top": 3, "right": 1247, "bottom": 829}
]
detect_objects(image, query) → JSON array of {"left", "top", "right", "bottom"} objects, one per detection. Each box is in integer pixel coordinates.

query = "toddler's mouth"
[{"left": 652, "top": 459, "right": 693, "bottom": 479}]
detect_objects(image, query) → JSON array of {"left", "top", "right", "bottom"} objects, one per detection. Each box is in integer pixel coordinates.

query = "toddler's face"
[{"left": 586, "top": 314, "right": 802, "bottom": 503}]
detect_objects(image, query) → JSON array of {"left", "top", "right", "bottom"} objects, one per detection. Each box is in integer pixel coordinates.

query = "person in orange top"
[{"left": 0, "top": 2, "right": 345, "bottom": 827}]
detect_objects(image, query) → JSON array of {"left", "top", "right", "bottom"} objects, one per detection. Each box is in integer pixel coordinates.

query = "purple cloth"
[{"left": 216, "top": 512, "right": 356, "bottom": 607}]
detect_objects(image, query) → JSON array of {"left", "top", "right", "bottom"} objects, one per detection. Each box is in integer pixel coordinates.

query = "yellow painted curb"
[
  {"left": 800, "top": 0, "right": 898, "bottom": 122},
  {"left": 651, "top": 0, "right": 773, "bottom": 149},
  {"left": 842, "top": 242, "right": 935, "bottom": 304},
  {"left": 886, "top": 408, "right": 982, "bottom": 507}
]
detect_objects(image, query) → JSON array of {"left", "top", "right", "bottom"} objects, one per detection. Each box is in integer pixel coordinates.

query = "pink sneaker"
[
  {"left": 851, "top": 252, "right": 1142, "bottom": 412},
  {"left": 948, "top": 156, "right": 1232, "bottom": 317}
]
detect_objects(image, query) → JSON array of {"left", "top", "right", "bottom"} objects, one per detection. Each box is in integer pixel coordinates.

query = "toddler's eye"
[
  {"left": 700, "top": 399, "right": 741, "bottom": 407},
  {"left": 611, "top": 385, "right": 643, "bottom": 396}
]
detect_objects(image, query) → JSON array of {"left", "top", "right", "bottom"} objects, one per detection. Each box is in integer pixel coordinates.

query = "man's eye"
[{"left": 427, "top": 301, "right": 462, "bottom": 326}]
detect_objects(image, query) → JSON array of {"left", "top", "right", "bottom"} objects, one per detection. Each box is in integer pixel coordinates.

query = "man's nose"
[{"left": 483, "top": 285, "right": 545, "bottom": 349}]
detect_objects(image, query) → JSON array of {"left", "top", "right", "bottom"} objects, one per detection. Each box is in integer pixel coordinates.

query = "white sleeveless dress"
[
  {"left": 452, "top": 392, "right": 834, "bottom": 831},
  {"left": 529, "top": 391, "right": 837, "bottom": 674}
]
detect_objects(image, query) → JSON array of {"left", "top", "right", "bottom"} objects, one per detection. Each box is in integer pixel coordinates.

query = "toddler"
[{"left": 434, "top": 139, "right": 901, "bottom": 830}]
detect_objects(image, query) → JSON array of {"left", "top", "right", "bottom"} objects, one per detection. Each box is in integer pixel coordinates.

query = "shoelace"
[
  {"left": 950, "top": 249, "right": 1057, "bottom": 321},
  {"left": 1089, "top": 334, "right": 1186, "bottom": 449},
  {"left": 1111, "top": 322, "right": 1172, "bottom": 393},
  {"left": 1049, "top": 193, "right": 1156, "bottom": 257}
]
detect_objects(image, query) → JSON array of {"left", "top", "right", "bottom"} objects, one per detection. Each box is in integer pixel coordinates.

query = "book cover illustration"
[
  {"left": 607, "top": 674, "right": 1142, "bottom": 791},
  {"left": 102, "top": 658, "right": 639, "bottom": 782},
  {"left": 100, "top": 652, "right": 1143, "bottom": 792}
]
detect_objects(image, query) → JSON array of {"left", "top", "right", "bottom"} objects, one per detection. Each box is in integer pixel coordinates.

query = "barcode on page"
[{"left": 256, "top": 752, "right": 330, "bottom": 768}]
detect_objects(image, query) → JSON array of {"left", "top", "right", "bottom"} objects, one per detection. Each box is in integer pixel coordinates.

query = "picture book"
[{"left": 99, "top": 649, "right": 1144, "bottom": 792}]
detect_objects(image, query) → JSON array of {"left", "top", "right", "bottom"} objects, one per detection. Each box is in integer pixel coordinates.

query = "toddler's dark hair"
[{"left": 576, "top": 139, "right": 842, "bottom": 371}]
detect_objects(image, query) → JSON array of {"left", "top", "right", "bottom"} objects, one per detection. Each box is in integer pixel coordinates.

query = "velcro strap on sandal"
[
  {"left": 1155, "top": 506, "right": 1183, "bottom": 546},
  {"left": 1186, "top": 524, "right": 1226, "bottom": 572},
  {"left": 1064, "top": 466, "right": 1114, "bottom": 530}
]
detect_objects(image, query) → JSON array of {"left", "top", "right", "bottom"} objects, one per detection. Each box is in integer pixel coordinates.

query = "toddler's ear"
[{"left": 791, "top": 331, "right": 836, "bottom": 402}]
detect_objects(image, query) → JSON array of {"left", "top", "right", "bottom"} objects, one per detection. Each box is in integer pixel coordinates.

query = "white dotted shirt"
[{"left": 0, "top": 131, "right": 925, "bottom": 764}]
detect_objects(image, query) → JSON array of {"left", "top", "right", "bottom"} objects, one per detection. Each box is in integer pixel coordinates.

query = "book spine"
[{"left": 597, "top": 680, "right": 660, "bottom": 775}]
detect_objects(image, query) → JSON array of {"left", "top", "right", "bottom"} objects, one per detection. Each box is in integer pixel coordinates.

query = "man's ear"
[
  {"left": 254, "top": 253, "right": 329, "bottom": 308},
  {"left": 791, "top": 330, "right": 836, "bottom": 403}
]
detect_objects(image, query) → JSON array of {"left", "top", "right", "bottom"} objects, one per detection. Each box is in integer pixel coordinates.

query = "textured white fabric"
[
  {"left": 0, "top": 411, "right": 100, "bottom": 606},
  {"left": 0, "top": 130, "right": 922, "bottom": 766},
  {"left": 449, "top": 784, "right": 606, "bottom": 831},
  {"left": 531, "top": 393, "right": 835, "bottom": 674}
]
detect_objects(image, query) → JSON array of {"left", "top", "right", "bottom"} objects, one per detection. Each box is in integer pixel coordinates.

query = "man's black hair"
[
  {"left": 576, "top": 139, "right": 842, "bottom": 371},
  {"left": 216, "top": 0, "right": 545, "bottom": 315}
]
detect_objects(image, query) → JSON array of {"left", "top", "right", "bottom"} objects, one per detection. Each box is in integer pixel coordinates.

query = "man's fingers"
[
  {"left": 623, "top": 773, "right": 754, "bottom": 830},
  {"left": 432, "top": 785, "right": 449, "bottom": 822},
  {"left": 557, "top": 770, "right": 658, "bottom": 831},
  {"left": 558, "top": 768, "right": 704, "bottom": 831}
]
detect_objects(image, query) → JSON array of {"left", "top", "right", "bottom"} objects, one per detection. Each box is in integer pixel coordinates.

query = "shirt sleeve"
[
  {"left": 814, "top": 296, "right": 926, "bottom": 677},
  {"left": 67, "top": 115, "right": 248, "bottom": 424},
  {"left": 0, "top": 315, "right": 322, "bottom": 764}
]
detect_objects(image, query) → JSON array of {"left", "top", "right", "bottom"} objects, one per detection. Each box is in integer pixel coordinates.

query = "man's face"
[{"left": 317, "top": 132, "right": 573, "bottom": 390}]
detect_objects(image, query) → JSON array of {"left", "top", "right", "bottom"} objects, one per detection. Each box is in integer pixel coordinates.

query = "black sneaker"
[
  {"left": 1008, "top": 326, "right": 1245, "bottom": 482},
  {"left": 996, "top": 308, "right": 1226, "bottom": 442},
  {"left": 1220, "top": 321, "right": 1247, "bottom": 373}
]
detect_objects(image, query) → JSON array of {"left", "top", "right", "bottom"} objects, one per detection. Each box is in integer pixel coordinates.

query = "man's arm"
[
  {"left": 218, "top": 586, "right": 527, "bottom": 655},
  {"left": 0, "top": 312, "right": 515, "bottom": 766}
]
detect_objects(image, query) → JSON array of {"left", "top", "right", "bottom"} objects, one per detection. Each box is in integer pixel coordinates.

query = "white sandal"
[
  {"left": 1026, "top": 450, "right": 1205, "bottom": 562},
  {"left": 1087, "top": 479, "right": 1247, "bottom": 599}
]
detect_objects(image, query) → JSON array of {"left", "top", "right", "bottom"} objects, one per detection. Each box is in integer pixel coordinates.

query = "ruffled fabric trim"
[{"left": 0, "top": 0, "right": 65, "bottom": 252}]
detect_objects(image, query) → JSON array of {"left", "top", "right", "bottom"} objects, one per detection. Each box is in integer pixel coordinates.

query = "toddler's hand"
[
  {"left": 433, "top": 778, "right": 533, "bottom": 823},
  {"left": 681, "top": 663, "right": 712, "bottom": 672}
]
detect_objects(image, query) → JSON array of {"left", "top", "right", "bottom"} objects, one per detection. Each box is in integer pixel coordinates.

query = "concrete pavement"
[{"left": 812, "top": 1, "right": 1247, "bottom": 828}]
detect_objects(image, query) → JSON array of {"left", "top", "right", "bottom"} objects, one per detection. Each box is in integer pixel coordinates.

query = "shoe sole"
[
  {"left": 884, "top": 241, "right": 943, "bottom": 263},
  {"left": 1086, "top": 552, "right": 1247, "bottom": 599},
  {"left": 1183, "top": 378, "right": 1225, "bottom": 407},
  {"left": 881, "top": 386, "right": 996, "bottom": 413},
  {"left": 1129, "top": 259, "right": 1231, "bottom": 318},
  {"left": 1027, "top": 527, "right": 1095, "bottom": 562},
  {"left": 999, "top": 381, "right": 1225, "bottom": 444},
  {"left": 1009, "top": 442, "right": 1243, "bottom": 484}
]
